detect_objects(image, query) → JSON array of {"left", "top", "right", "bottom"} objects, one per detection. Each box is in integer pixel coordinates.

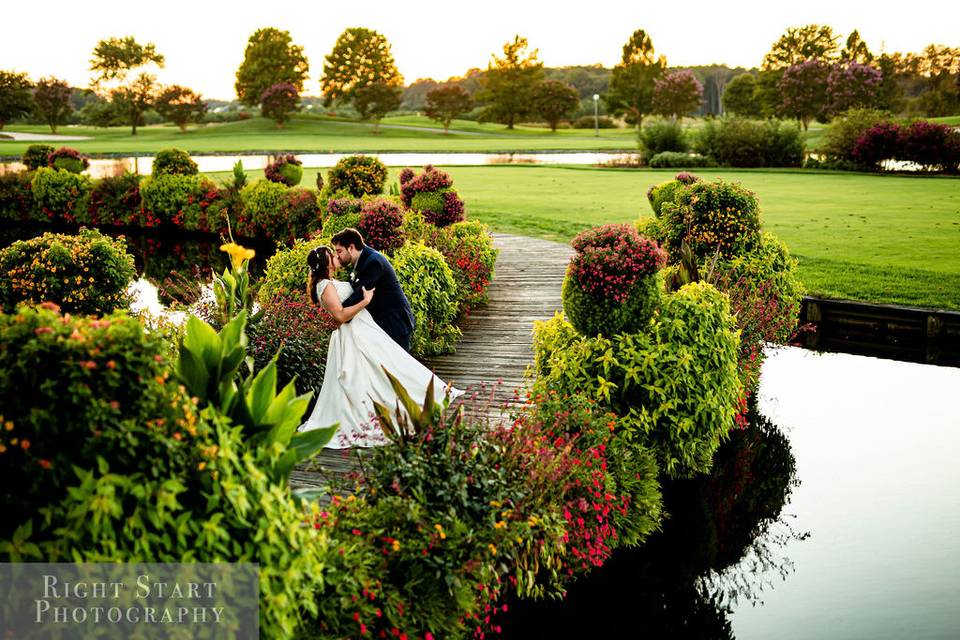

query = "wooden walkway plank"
[{"left": 292, "top": 233, "right": 573, "bottom": 489}]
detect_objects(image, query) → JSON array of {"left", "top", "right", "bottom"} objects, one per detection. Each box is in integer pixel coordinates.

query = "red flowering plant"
[
  {"left": 86, "top": 173, "right": 142, "bottom": 226},
  {"left": 898, "top": 120, "right": 960, "bottom": 173},
  {"left": 400, "top": 165, "right": 454, "bottom": 207},
  {"left": 358, "top": 198, "right": 406, "bottom": 254},
  {"left": 851, "top": 121, "right": 901, "bottom": 169},
  {"left": 562, "top": 223, "right": 667, "bottom": 336},
  {"left": 422, "top": 219, "right": 498, "bottom": 313},
  {"left": 47, "top": 146, "right": 89, "bottom": 174}
]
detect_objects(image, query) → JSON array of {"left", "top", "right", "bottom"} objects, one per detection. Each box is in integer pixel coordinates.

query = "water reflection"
[{"left": 501, "top": 406, "right": 803, "bottom": 638}]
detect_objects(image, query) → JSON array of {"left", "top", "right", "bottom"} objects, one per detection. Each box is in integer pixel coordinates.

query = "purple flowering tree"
[
  {"left": 827, "top": 62, "right": 882, "bottom": 117},
  {"left": 259, "top": 82, "right": 300, "bottom": 128},
  {"left": 778, "top": 59, "right": 831, "bottom": 130},
  {"left": 652, "top": 70, "right": 704, "bottom": 119}
]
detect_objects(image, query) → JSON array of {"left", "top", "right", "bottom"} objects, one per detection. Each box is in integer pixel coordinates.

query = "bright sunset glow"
[{"left": 2, "top": 0, "right": 958, "bottom": 99}]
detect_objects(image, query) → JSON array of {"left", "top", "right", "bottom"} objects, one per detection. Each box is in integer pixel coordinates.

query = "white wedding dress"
[{"left": 298, "top": 278, "right": 464, "bottom": 448}]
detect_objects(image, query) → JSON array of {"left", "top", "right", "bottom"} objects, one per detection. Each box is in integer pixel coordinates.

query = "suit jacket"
[{"left": 342, "top": 247, "right": 415, "bottom": 346}]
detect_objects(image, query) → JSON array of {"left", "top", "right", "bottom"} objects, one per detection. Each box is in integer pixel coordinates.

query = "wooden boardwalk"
[{"left": 289, "top": 233, "right": 573, "bottom": 491}]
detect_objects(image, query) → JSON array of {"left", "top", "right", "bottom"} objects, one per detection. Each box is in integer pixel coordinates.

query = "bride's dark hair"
[{"left": 307, "top": 246, "right": 334, "bottom": 305}]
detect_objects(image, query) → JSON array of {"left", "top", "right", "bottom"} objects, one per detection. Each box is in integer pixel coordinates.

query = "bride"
[{"left": 298, "top": 245, "right": 463, "bottom": 447}]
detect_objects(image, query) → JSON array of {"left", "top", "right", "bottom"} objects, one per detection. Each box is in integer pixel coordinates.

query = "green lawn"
[
  {"left": 213, "top": 165, "right": 958, "bottom": 310},
  {"left": 0, "top": 114, "right": 640, "bottom": 157}
]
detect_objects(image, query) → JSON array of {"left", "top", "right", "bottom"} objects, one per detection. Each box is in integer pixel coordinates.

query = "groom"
[{"left": 331, "top": 228, "right": 416, "bottom": 352}]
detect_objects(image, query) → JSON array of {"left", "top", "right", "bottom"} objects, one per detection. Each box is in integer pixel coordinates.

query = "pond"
[
  {"left": 0, "top": 151, "right": 641, "bottom": 179},
  {"left": 500, "top": 346, "right": 960, "bottom": 638}
]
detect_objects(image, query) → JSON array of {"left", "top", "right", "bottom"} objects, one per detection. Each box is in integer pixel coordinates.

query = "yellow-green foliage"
[
  {"left": 392, "top": 242, "right": 462, "bottom": 357},
  {"left": 533, "top": 282, "right": 742, "bottom": 478},
  {"left": 30, "top": 167, "right": 91, "bottom": 223},
  {"left": 257, "top": 235, "right": 332, "bottom": 304}
]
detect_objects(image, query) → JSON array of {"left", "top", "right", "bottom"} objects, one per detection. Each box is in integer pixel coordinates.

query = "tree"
[
  {"left": 723, "top": 73, "right": 761, "bottom": 117},
  {"left": 32, "top": 77, "right": 73, "bottom": 133},
  {"left": 779, "top": 59, "right": 831, "bottom": 129},
  {"left": 763, "top": 25, "right": 839, "bottom": 70},
  {"left": 322, "top": 27, "right": 403, "bottom": 110},
  {"left": 530, "top": 80, "right": 579, "bottom": 131},
  {"left": 402, "top": 78, "right": 440, "bottom": 110},
  {"left": 89, "top": 36, "right": 165, "bottom": 135},
  {"left": 424, "top": 85, "right": 473, "bottom": 133},
  {"left": 875, "top": 53, "right": 905, "bottom": 112},
  {"left": 0, "top": 70, "right": 34, "bottom": 130},
  {"left": 154, "top": 85, "right": 206, "bottom": 132},
  {"left": 478, "top": 35, "right": 544, "bottom": 129},
  {"left": 235, "top": 27, "right": 308, "bottom": 108},
  {"left": 259, "top": 82, "right": 300, "bottom": 128},
  {"left": 604, "top": 29, "right": 666, "bottom": 128},
  {"left": 652, "top": 70, "right": 703, "bottom": 119},
  {"left": 840, "top": 30, "right": 873, "bottom": 64},
  {"left": 826, "top": 63, "right": 882, "bottom": 116},
  {"left": 353, "top": 81, "right": 401, "bottom": 133}
]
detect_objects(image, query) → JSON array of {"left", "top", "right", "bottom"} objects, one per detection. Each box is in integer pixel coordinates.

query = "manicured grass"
[
  {"left": 0, "top": 114, "right": 640, "bottom": 157},
  {"left": 230, "top": 165, "right": 956, "bottom": 310}
]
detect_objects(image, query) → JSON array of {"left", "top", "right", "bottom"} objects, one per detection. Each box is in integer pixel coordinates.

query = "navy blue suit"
[{"left": 342, "top": 247, "right": 416, "bottom": 351}]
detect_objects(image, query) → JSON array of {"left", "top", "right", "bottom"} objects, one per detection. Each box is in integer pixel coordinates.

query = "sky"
[{"left": 3, "top": 0, "right": 958, "bottom": 100}]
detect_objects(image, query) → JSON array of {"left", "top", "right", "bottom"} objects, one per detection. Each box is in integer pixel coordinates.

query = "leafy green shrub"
[
  {"left": 646, "top": 174, "right": 699, "bottom": 217},
  {"left": 47, "top": 147, "right": 90, "bottom": 174},
  {"left": 86, "top": 172, "right": 142, "bottom": 226},
  {"left": 426, "top": 219, "right": 499, "bottom": 312},
  {"left": 0, "top": 228, "right": 136, "bottom": 314},
  {"left": 392, "top": 242, "right": 462, "bottom": 356},
  {"left": 533, "top": 281, "right": 742, "bottom": 478},
  {"left": 694, "top": 117, "right": 804, "bottom": 167},
  {"left": 410, "top": 190, "right": 444, "bottom": 217},
  {"left": 639, "top": 119, "right": 688, "bottom": 161},
  {"left": 660, "top": 179, "right": 761, "bottom": 260},
  {"left": 400, "top": 165, "right": 453, "bottom": 207},
  {"left": 819, "top": 108, "right": 890, "bottom": 164},
  {"left": 264, "top": 154, "right": 303, "bottom": 186},
  {"left": 0, "top": 171, "right": 34, "bottom": 222},
  {"left": 139, "top": 173, "right": 220, "bottom": 230},
  {"left": 572, "top": 115, "right": 617, "bottom": 129},
  {"left": 237, "top": 180, "right": 319, "bottom": 243},
  {"left": 321, "top": 197, "right": 363, "bottom": 238},
  {"left": 562, "top": 224, "right": 666, "bottom": 337},
  {"left": 30, "top": 167, "right": 91, "bottom": 223},
  {"left": 152, "top": 148, "right": 198, "bottom": 176},
  {"left": 257, "top": 235, "right": 332, "bottom": 305},
  {"left": 648, "top": 151, "right": 715, "bottom": 168},
  {"left": 326, "top": 154, "right": 387, "bottom": 197},
  {"left": 21, "top": 144, "right": 54, "bottom": 171}
]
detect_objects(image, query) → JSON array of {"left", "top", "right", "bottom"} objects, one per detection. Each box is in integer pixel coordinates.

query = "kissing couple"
[{"left": 298, "top": 227, "right": 463, "bottom": 447}]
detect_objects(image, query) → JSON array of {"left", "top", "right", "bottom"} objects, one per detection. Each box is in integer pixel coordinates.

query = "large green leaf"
[
  {"left": 183, "top": 315, "right": 221, "bottom": 371},
  {"left": 176, "top": 344, "right": 209, "bottom": 400},
  {"left": 381, "top": 366, "right": 422, "bottom": 426},
  {"left": 248, "top": 358, "right": 279, "bottom": 422}
]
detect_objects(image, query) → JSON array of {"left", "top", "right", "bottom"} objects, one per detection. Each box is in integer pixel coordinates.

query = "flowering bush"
[
  {"left": 400, "top": 165, "right": 453, "bottom": 207},
  {"left": 30, "top": 167, "right": 91, "bottom": 223},
  {"left": 21, "top": 144, "right": 54, "bottom": 171},
  {"left": 321, "top": 196, "right": 363, "bottom": 238},
  {"left": 47, "top": 147, "right": 89, "bottom": 174},
  {"left": 326, "top": 155, "right": 388, "bottom": 197},
  {"left": 0, "top": 171, "right": 35, "bottom": 222},
  {"left": 260, "top": 82, "right": 301, "bottom": 127},
  {"left": 398, "top": 167, "right": 415, "bottom": 185},
  {"left": 392, "top": 242, "right": 462, "bottom": 356},
  {"left": 139, "top": 173, "right": 220, "bottom": 230},
  {"left": 647, "top": 174, "right": 699, "bottom": 217},
  {"left": 534, "top": 281, "right": 742, "bottom": 478},
  {"left": 426, "top": 219, "right": 499, "bottom": 312},
  {"left": 358, "top": 197, "right": 406, "bottom": 254},
  {"left": 0, "top": 228, "right": 136, "bottom": 315},
  {"left": 410, "top": 188, "right": 466, "bottom": 227},
  {"left": 660, "top": 179, "right": 761, "bottom": 261},
  {"left": 239, "top": 182, "right": 318, "bottom": 243},
  {"left": 898, "top": 120, "right": 960, "bottom": 172},
  {"left": 264, "top": 154, "right": 303, "bottom": 186},
  {"left": 151, "top": 148, "right": 198, "bottom": 176},
  {"left": 826, "top": 63, "right": 882, "bottom": 117},
  {"left": 86, "top": 173, "right": 142, "bottom": 226},
  {"left": 820, "top": 108, "right": 891, "bottom": 164},
  {"left": 851, "top": 121, "right": 901, "bottom": 168},
  {"left": 562, "top": 224, "right": 667, "bottom": 336}
]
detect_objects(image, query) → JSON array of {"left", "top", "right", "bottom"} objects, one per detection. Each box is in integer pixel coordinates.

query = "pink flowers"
[{"left": 569, "top": 224, "right": 666, "bottom": 302}]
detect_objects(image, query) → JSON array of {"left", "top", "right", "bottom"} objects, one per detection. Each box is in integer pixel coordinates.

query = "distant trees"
[
  {"left": 763, "top": 24, "right": 840, "bottom": 69},
  {"left": 0, "top": 71, "right": 34, "bottom": 130},
  {"left": 478, "top": 36, "right": 544, "bottom": 129},
  {"left": 321, "top": 28, "right": 403, "bottom": 126},
  {"left": 531, "top": 80, "right": 579, "bottom": 131},
  {"left": 154, "top": 85, "right": 206, "bottom": 131},
  {"left": 89, "top": 36, "right": 165, "bottom": 135},
  {"left": 840, "top": 30, "right": 873, "bottom": 64},
  {"left": 605, "top": 29, "right": 666, "bottom": 128},
  {"left": 778, "top": 59, "right": 831, "bottom": 129},
  {"left": 353, "top": 82, "right": 401, "bottom": 133},
  {"left": 652, "top": 70, "right": 703, "bottom": 119},
  {"left": 722, "top": 73, "right": 761, "bottom": 117},
  {"left": 32, "top": 77, "right": 73, "bottom": 133},
  {"left": 235, "top": 27, "right": 308, "bottom": 109},
  {"left": 424, "top": 85, "right": 473, "bottom": 133}
]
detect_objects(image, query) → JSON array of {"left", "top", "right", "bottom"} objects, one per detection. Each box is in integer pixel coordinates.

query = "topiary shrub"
[
  {"left": 257, "top": 235, "right": 333, "bottom": 305},
  {"left": 400, "top": 165, "right": 454, "bottom": 207},
  {"left": 321, "top": 196, "right": 363, "bottom": 238},
  {"left": 47, "top": 147, "right": 90, "bottom": 174},
  {"left": 533, "top": 281, "right": 742, "bottom": 478},
  {"left": 648, "top": 151, "right": 715, "bottom": 168},
  {"left": 0, "top": 171, "right": 35, "bottom": 222},
  {"left": 358, "top": 197, "right": 405, "bottom": 254},
  {"left": 30, "top": 167, "right": 92, "bottom": 223},
  {"left": 561, "top": 224, "right": 667, "bottom": 337},
  {"left": 86, "top": 172, "right": 141, "bottom": 226},
  {"left": 0, "top": 228, "right": 136, "bottom": 314},
  {"left": 21, "top": 144, "right": 55, "bottom": 171},
  {"left": 326, "top": 154, "right": 387, "bottom": 197},
  {"left": 264, "top": 154, "right": 303, "bottom": 186},
  {"left": 152, "top": 148, "right": 198, "bottom": 176},
  {"left": 638, "top": 119, "right": 688, "bottom": 161},
  {"left": 660, "top": 179, "right": 761, "bottom": 261},
  {"left": 392, "top": 242, "right": 462, "bottom": 356},
  {"left": 647, "top": 177, "right": 692, "bottom": 217},
  {"left": 139, "top": 173, "right": 219, "bottom": 230}
]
